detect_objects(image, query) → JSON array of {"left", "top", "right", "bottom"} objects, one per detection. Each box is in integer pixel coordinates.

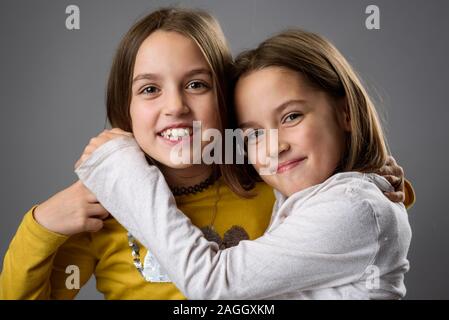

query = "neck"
[{"left": 159, "top": 164, "right": 215, "bottom": 188}]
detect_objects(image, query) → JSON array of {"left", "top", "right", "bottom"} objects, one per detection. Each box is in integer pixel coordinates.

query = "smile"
[
  {"left": 158, "top": 125, "right": 193, "bottom": 143},
  {"left": 276, "top": 157, "right": 306, "bottom": 174}
]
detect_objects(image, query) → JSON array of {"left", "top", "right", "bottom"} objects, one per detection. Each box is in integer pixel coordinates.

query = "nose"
[
  {"left": 278, "top": 140, "right": 290, "bottom": 155},
  {"left": 265, "top": 129, "right": 289, "bottom": 157},
  {"left": 163, "top": 89, "right": 190, "bottom": 116}
]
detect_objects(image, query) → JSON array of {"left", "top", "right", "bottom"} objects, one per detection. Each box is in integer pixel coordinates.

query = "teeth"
[{"left": 160, "top": 127, "right": 192, "bottom": 141}]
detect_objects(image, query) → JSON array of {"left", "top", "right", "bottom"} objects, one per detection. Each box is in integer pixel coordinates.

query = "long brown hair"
[
  {"left": 233, "top": 29, "right": 389, "bottom": 181},
  {"left": 106, "top": 7, "right": 254, "bottom": 197}
]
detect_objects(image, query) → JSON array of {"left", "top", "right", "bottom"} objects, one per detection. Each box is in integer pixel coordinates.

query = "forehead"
[
  {"left": 133, "top": 30, "right": 210, "bottom": 75},
  {"left": 236, "top": 67, "right": 308, "bottom": 100},
  {"left": 235, "top": 67, "right": 307, "bottom": 114}
]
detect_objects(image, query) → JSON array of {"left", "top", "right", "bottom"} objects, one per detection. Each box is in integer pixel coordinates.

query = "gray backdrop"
[{"left": 1, "top": 0, "right": 448, "bottom": 300}]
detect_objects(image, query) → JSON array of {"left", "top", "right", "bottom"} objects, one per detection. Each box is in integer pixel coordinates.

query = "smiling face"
[
  {"left": 130, "top": 30, "right": 220, "bottom": 169},
  {"left": 235, "top": 67, "right": 350, "bottom": 197}
]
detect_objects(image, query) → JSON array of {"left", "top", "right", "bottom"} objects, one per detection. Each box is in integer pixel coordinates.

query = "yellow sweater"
[
  {"left": 0, "top": 178, "right": 414, "bottom": 300},
  {"left": 0, "top": 178, "right": 275, "bottom": 299}
]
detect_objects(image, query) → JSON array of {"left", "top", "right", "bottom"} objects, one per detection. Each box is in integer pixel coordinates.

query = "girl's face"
[
  {"left": 235, "top": 67, "right": 350, "bottom": 197},
  {"left": 130, "top": 30, "right": 220, "bottom": 168}
]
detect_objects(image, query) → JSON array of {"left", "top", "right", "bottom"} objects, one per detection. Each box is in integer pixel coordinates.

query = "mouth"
[
  {"left": 157, "top": 124, "right": 193, "bottom": 143},
  {"left": 276, "top": 157, "right": 307, "bottom": 174}
]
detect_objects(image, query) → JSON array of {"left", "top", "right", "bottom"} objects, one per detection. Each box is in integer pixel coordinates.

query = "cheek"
[
  {"left": 247, "top": 144, "right": 263, "bottom": 169},
  {"left": 307, "top": 120, "right": 345, "bottom": 170},
  {"left": 259, "top": 174, "right": 277, "bottom": 189},
  {"left": 205, "top": 111, "right": 220, "bottom": 131},
  {"left": 130, "top": 101, "right": 154, "bottom": 129},
  {"left": 129, "top": 100, "right": 142, "bottom": 129},
  {"left": 129, "top": 101, "right": 158, "bottom": 143},
  {"left": 290, "top": 123, "right": 316, "bottom": 153},
  {"left": 191, "top": 94, "right": 220, "bottom": 129}
]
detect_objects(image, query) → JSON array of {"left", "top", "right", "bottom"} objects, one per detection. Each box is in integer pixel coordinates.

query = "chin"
[
  {"left": 274, "top": 179, "right": 309, "bottom": 197},
  {"left": 280, "top": 186, "right": 301, "bottom": 197},
  {"left": 169, "top": 163, "right": 195, "bottom": 169},
  {"left": 153, "top": 158, "right": 194, "bottom": 169}
]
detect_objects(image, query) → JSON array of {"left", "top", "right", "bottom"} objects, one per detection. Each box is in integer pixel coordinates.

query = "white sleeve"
[{"left": 75, "top": 137, "right": 380, "bottom": 299}]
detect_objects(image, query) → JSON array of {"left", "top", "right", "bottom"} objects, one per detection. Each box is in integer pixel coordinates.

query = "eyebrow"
[
  {"left": 238, "top": 99, "right": 306, "bottom": 129},
  {"left": 184, "top": 68, "right": 212, "bottom": 78},
  {"left": 132, "top": 73, "right": 160, "bottom": 83},
  {"left": 132, "top": 68, "right": 212, "bottom": 84}
]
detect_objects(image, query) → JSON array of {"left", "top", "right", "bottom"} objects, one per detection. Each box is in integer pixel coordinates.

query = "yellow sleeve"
[
  {"left": 0, "top": 206, "right": 97, "bottom": 299},
  {"left": 404, "top": 179, "right": 416, "bottom": 209}
]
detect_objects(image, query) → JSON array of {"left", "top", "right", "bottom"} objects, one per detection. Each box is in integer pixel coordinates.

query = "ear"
[{"left": 338, "top": 97, "right": 351, "bottom": 132}]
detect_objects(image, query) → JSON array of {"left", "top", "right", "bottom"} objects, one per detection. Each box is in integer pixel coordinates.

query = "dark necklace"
[{"left": 170, "top": 174, "right": 216, "bottom": 196}]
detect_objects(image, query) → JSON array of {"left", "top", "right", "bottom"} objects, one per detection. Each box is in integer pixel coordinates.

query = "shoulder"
[
  {"left": 283, "top": 174, "right": 386, "bottom": 235},
  {"left": 293, "top": 172, "right": 396, "bottom": 210},
  {"left": 273, "top": 180, "right": 379, "bottom": 256},
  {"left": 316, "top": 172, "right": 408, "bottom": 226},
  {"left": 286, "top": 172, "right": 408, "bottom": 246}
]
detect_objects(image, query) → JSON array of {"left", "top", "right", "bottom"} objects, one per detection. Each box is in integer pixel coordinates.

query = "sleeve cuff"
[
  {"left": 17, "top": 206, "right": 70, "bottom": 253},
  {"left": 75, "top": 136, "right": 139, "bottom": 176}
]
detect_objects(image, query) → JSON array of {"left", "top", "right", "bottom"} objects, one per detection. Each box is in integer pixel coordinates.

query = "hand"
[
  {"left": 375, "top": 156, "right": 405, "bottom": 203},
  {"left": 74, "top": 128, "right": 133, "bottom": 170},
  {"left": 33, "top": 180, "right": 110, "bottom": 236}
]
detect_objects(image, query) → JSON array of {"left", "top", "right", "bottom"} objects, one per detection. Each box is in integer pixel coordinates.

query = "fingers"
[
  {"left": 391, "top": 164, "right": 404, "bottom": 180},
  {"left": 386, "top": 155, "right": 404, "bottom": 178},
  {"left": 376, "top": 155, "right": 404, "bottom": 180},
  {"left": 75, "top": 129, "right": 133, "bottom": 170},
  {"left": 375, "top": 162, "right": 393, "bottom": 176},
  {"left": 83, "top": 202, "right": 109, "bottom": 233},
  {"left": 84, "top": 190, "right": 99, "bottom": 203},
  {"left": 74, "top": 155, "right": 89, "bottom": 170},
  {"left": 109, "top": 128, "right": 133, "bottom": 136},
  {"left": 93, "top": 129, "right": 133, "bottom": 145},
  {"left": 84, "top": 144, "right": 98, "bottom": 154},
  {"left": 87, "top": 203, "right": 109, "bottom": 218},
  {"left": 74, "top": 180, "right": 99, "bottom": 203},
  {"left": 385, "top": 155, "right": 397, "bottom": 166},
  {"left": 384, "top": 191, "right": 405, "bottom": 204},
  {"left": 75, "top": 181, "right": 109, "bottom": 218},
  {"left": 74, "top": 159, "right": 81, "bottom": 170},
  {"left": 384, "top": 175, "right": 401, "bottom": 187},
  {"left": 84, "top": 218, "right": 104, "bottom": 233},
  {"left": 384, "top": 174, "right": 405, "bottom": 193}
]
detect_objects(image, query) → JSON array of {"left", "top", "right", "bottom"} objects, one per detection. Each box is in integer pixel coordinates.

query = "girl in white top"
[{"left": 75, "top": 29, "right": 412, "bottom": 299}]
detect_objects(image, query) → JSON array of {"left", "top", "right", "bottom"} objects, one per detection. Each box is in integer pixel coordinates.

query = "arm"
[
  {"left": 76, "top": 137, "right": 380, "bottom": 299},
  {"left": 0, "top": 207, "right": 96, "bottom": 299}
]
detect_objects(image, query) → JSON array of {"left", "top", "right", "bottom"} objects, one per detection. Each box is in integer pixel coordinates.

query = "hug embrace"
[{"left": 1, "top": 7, "right": 414, "bottom": 300}]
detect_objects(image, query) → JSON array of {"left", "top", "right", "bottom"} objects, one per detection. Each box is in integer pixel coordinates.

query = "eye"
[
  {"left": 141, "top": 85, "right": 160, "bottom": 95},
  {"left": 186, "top": 81, "right": 210, "bottom": 91},
  {"left": 246, "top": 129, "right": 265, "bottom": 144},
  {"left": 282, "top": 112, "right": 302, "bottom": 124}
]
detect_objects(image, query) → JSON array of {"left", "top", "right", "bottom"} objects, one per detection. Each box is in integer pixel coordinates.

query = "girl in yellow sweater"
[{"left": 0, "top": 8, "right": 411, "bottom": 300}]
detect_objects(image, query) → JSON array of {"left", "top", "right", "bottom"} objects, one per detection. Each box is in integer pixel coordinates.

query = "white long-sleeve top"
[{"left": 75, "top": 137, "right": 412, "bottom": 300}]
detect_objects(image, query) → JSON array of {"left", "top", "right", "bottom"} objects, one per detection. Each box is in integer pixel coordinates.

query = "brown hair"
[
  {"left": 106, "top": 7, "right": 254, "bottom": 197},
  {"left": 233, "top": 29, "right": 389, "bottom": 180}
]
